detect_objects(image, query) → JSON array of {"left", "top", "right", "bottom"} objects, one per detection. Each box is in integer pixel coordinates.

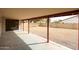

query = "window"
[
  {"left": 49, "top": 15, "right": 78, "bottom": 49},
  {"left": 30, "top": 18, "right": 47, "bottom": 39}
]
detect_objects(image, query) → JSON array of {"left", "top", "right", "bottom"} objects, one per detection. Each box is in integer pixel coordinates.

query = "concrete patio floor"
[{"left": 0, "top": 30, "right": 72, "bottom": 50}]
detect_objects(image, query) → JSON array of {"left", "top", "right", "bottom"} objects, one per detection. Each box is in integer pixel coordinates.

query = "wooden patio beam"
[
  {"left": 47, "top": 18, "right": 49, "bottom": 43},
  {"left": 23, "top": 20, "right": 24, "bottom": 31},
  {"left": 28, "top": 19, "right": 30, "bottom": 34},
  {"left": 23, "top": 9, "right": 79, "bottom": 20}
]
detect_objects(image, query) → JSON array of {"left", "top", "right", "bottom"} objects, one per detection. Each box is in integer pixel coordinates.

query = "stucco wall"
[
  {"left": 2, "top": 18, "right": 6, "bottom": 33},
  {"left": 0, "top": 17, "right": 2, "bottom": 37},
  {"left": 19, "top": 20, "right": 23, "bottom": 31},
  {"left": 0, "top": 16, "right": 6, "bottom": 37}
]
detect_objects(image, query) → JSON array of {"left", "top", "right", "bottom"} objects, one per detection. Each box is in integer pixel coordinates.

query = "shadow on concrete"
[
  {"left": 28, "top": 42, "right": 47, "bottom": 45},
  {"left": 0, "top": 31, "right": 32, "bottom": 50}
]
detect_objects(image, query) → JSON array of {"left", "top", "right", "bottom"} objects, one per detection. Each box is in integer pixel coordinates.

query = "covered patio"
[
  {"left": 0, "top": 8, "right": 79, "bottom": 50},
  {"left": 0, "top": 30, "right": 71, "bottom": 50}
]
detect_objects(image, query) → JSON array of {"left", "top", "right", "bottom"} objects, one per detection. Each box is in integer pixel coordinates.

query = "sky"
[{"left": 50, "top": 15, "right": 78, "bottom": 23}]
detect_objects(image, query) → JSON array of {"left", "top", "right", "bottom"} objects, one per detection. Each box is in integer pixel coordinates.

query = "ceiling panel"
[{"left": 0, "top": 8, "right": 78, "bottom": 20}]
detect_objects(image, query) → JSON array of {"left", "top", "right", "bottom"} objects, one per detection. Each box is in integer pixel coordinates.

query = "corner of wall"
[
  {"left": 0, "top": 17, "right": 2, "bottom": 37},
  {"left": 0, "top": 16, "right": 6, "bottom": 38}
]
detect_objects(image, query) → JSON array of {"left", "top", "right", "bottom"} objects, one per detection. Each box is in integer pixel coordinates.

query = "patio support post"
[
  {"left": 47, "top": 18, "right": 49, "bottom": 43},
  {"left": 23, "top": 20, "right": 24, "bottom": 31},
  {"left": 28, "top": 19, "right": 30, "bottom": 34}
]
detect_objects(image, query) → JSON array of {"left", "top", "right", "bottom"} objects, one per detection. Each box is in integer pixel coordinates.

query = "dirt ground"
[{"left": 23, "top": 23, "right": 78, "bottom": 49}]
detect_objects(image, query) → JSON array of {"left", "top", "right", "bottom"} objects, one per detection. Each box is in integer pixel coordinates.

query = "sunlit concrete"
[
  {"left": 0, "top": 30, "right": 72, "bottom": 50},
  {"left": 13, "top": 30, "right": 72, "bottom": 50}
]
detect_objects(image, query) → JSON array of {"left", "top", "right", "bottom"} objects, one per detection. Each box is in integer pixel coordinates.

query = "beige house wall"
[
  {"left": 0, "top": 11, "right": 6, "bottom": 38},
  {"left": 0, "top": 17, "right": 2, "bottom": 37},
  {"left": 19, "top": 20, "right": 24, "bottom": 31},
  {"left": 19, "top": 20, "right": 28, "bottom": 31},
  {"left": 0, "top": 12, "right": 2, "bottom": 37}
]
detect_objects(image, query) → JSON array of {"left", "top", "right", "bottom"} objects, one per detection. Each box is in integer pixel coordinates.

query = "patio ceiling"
[{"left": 0, "top": 8, "right": 78, "bottom": 20}]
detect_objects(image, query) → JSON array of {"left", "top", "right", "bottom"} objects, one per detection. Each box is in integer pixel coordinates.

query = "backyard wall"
[{"left": 49, "top": 23, "right": 78, "bottom": 30}]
